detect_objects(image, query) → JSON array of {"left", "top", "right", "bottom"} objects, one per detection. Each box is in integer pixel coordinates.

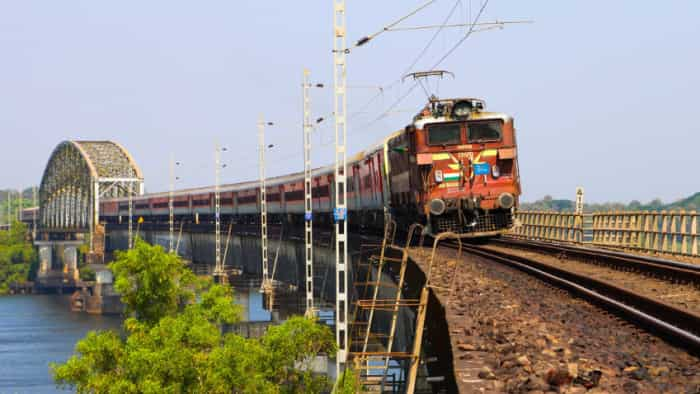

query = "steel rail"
[
  {"left": 496, "top": 236, "right": 700, "bottom": 283},
  {"left": 449, "top": 244, "right": 700, "bottom": 354}
]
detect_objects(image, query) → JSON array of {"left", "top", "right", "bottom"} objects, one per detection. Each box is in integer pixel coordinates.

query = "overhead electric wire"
[
  {"left": 247, "top": 1, "right": 500, "bottom": 169},
  {"left": 344, "top": 0, "right": 465, "bottom": 134},
  {"left": 352, "top": 0, "right": 438, "bottom": 49},
  {"left": 356, "top": 0, "right": 493, "bottom": 133},
  {"left": 309, "top": 0, "right": 466, "bottom": 144},
  {"left": 332, "top": 0, "right": 449, "bottom": 133},
  {"left": 385, "top": 20, "right": 533, "bottom": 32},
  {"left": 352, "top": 82, "right": 421, "bottom": 136},
  {"left": 430, "top": 0, "right": 491, "bottom": 69},
  {"left": 401, "top": 0, "right": 462, "bottom": 78}
]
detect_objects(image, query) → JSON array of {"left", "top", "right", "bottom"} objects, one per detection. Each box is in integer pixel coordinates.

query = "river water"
[
  {"left": 0, "top": 289, "right": 281, "bottom": 393},
  {"left": 0, "top": 295, "right": 121, "bottom": 393}
]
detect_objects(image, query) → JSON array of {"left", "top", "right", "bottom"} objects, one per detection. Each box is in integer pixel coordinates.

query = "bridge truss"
[{"left": 38, "top": 141, "right": 143, "bottom": 257}]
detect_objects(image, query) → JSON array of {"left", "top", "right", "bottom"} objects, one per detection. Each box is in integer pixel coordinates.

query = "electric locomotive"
[{"left": 386, "top": 97, "right": 520, "bottom": 236}]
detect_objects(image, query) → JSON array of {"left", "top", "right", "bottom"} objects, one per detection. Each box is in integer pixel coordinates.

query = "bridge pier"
[
  {"left": 63, "top": 245, "right": 79, "bottom": 282},
  {"left": 34, "top": 240, "right": 84, "bottom": 289},
  {"left": 38, "top": 244, "right": 52, "bottom": 279}
]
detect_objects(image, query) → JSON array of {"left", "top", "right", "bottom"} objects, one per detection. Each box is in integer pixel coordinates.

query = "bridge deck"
[{"left": 408, "top": 248, "right": 494, "bottom": 393}]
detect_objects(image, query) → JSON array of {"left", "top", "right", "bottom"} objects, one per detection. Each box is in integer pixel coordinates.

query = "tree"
[
  {"left": 52, "top": 283, "right": 242, "bottom": 393},
  {"left": 52, "top": 296, "right": 336, "bottom": 393},
  {"left": 110, "top": 238, "right": 197, "bottom": 325},
  {"left": 52, "top": 238, "right": 338, "bottom": 393},
  {"left": 259, "top": 316, "right": 336, "bottom": 392},
  {"left": 336, "top": 367, "right": 362, "bottom": 394},
  {"left": 203, "top": 317, "right": 336, "bottom": 394},
  {"left": 0, "top": 221, "right": 37, "bottom": 294},
  {"left": 647, "top": 198, "right": 664, "bottom": 210}
]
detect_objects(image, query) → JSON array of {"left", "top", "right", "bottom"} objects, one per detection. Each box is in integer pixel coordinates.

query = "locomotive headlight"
[
  {"left": 429, "top": 199, "right": 446, "bottom": 216},
  {"left": 435, "top": 170, "right": 444, "bottom": 183},
  {"left": 492, "top": 164, "right": 500, "bottom": 179},
  {"left": 497, "top": 193, "right": 515, "bottom": 209}
]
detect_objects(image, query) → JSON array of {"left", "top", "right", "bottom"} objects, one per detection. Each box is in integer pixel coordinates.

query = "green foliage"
[
  {"left": 51, "top": 331, "right": 126, "bottom": 393},
  {"left": 109, "top": 237, "right": 196, "bottom": 325},
  {"left": 52, "top": 305, "right": 335, "bottom": 393},
  {"left": 79, "top": 266, "right": 96, "bottom": 282},
  {"left": 77, "top": 244, "right": 90, "bottom": 267},
  {"left": 335, "top": 366, "right": 362, "bottom": 394},
  {"left": 520, "top": 192, "right": 700, "bottom": 213},
  {"left": 520, "top": 195, "right": 575, "bottom": 212},
  {"left": 665, "top": 192, "right": 700, "bottom": 211},
  {"left": 0, "top": 221, "right": 37, "bottom": 294},
  {"left": 53, "top": 239, "right": 337, "bottom": 393},
  {"left": 188, "top": 283, "right": 243, "bottom": 326},
  {"left": 0, "top": 193, "right": 33, "bottom": 225},
  {"left": 52, "top": 282, "right": 243, "bottom": 393},
  {"left": 260, "top": 316, "right": 336, "bottom": 392}
]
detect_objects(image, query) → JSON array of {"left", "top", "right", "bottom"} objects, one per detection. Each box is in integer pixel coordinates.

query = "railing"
[
  {"left": 511, "top": 211, "right": 584, "bottom": 243},
  {"left": 591, "top": 210, "right": 698, "bottom": 257},
  {"left": 511, "top": 210, "right": 699, "bottom": 258}
]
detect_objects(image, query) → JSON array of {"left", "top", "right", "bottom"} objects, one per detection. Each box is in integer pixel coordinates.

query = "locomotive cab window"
[
  {"left": 467, "top": 120, "right": 502, "bottom": 142},
  {"left": 427, "top": 123, "right": 462, "bottom": 146}
]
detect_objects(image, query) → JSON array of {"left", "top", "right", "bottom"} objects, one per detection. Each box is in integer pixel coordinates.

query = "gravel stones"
[
  {"left": 481, "top": 244, "right": 700, "bottom": 316},
  {"left": 409, "top": 247, "right": 700, "bottom": 393}
]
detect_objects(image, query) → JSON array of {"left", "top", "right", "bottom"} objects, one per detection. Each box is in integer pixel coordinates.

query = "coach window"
[
  {"left": 467, "top": 120, "right": 502, "bottom": 142},
  {"left": 427, "top": 123, "right": 462, "bottom": 146}
]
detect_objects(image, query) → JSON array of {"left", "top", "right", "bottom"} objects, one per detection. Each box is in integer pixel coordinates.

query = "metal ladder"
[{"left": 348, "top": 220, "right": 427, "bottom": 393}]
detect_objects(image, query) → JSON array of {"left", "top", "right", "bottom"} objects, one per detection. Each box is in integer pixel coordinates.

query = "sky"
[{"left": 0, "top": 1, "right": 698, "bottom": 203}]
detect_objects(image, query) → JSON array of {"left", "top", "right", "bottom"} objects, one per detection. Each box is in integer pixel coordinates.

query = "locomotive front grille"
[{"left": 433, "top": 210, "right": 513, "bottom": 234}]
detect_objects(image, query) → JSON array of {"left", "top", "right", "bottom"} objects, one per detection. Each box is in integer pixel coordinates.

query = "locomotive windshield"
[
  {"left": 427, "top": 123, "right": 461, "bottom": 145},
  {"left": 467, "top": 120, "right": 502, "bottom": 142}
]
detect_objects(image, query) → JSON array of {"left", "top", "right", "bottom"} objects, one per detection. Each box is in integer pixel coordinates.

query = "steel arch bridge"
[{"left": 38, "top": 141, "right": 143, "bottom": 254}]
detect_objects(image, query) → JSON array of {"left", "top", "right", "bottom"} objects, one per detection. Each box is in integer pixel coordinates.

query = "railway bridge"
[
  {"left": 35, "top": 140, "right": 143, "bottom": 290},
  {"left": 25, "top": 140, "right": 700, "bottom": 391}
]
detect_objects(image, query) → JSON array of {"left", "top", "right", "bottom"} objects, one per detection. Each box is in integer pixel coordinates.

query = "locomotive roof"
[{"left": 413, "top": 111, "right": 512, "bottom": 129}]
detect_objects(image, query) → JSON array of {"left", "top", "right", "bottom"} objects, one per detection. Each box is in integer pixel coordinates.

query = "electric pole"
[
  {"left": 259, "top": 116, "right": 270, "bottom": 294},
  {"left": 333, "top": 0, "right": 349, "bottom": 373},
  {"left": 303, "top": 69, "right": 324, "bottom": 316},
  {"left": 128, "top": 183, "right": 133, "bottom": 249},
  {"left": 213, "top": 143, "right": 226, "bottom": 283},
  {"left": 7, "top": 191, "right": 11, "bottom": 230},
  {"left": 169, "top": 154, "right": 175, "bottom": 253},
  {"left": 32, "top": 186, "right": 37, "bottom": 239},
  {"left": 303, "top": 69, "right": 315, "bottom": 316},
  {"left": 17, "top": 188, "right": 22, "bottom": 222}
]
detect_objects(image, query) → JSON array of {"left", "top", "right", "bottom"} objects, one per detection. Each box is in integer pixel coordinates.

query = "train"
[{"left": 100, "top": 97, "right": 521, "bottom": 237}]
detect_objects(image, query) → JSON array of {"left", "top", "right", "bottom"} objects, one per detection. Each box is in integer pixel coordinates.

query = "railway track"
[
  {"left": 444, "top": 241, "right": 700, "bottom": 354},
  {"left": 495, "top": 236, "right": 700, "bottom": 284}
]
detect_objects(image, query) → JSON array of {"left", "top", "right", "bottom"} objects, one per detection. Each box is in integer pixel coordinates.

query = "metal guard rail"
[{"left": 511, "top": 210, "right": 699, "bottom": 258}]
